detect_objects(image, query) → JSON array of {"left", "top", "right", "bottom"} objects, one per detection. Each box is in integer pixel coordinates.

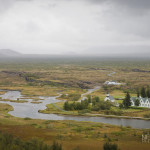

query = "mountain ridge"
[{"left": 0, "top": 49, "right": 21, "bottom": 57}]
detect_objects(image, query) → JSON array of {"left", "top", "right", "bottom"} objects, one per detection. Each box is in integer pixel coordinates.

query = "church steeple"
[{"left": 106, "top": 91, "right": 109, "bottom": 97}]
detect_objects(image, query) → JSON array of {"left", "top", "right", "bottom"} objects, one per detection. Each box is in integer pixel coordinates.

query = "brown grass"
[{"left": 0, "top": 103, "right": 150, "bottom": 150}]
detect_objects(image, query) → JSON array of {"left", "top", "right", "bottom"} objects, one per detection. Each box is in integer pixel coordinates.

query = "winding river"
[{"left": 0, "top": 89, "right": 150, "bottom": 129}]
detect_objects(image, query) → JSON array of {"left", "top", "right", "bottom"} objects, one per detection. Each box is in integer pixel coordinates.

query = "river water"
[{"left": 0, "top": 90, "right": 150, "bottom": 129}]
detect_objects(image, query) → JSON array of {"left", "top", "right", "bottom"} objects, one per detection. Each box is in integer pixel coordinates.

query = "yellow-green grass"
[
  {"left": 31, "top": 101, "right": 42, "bottom": 104},
  {"left": 60, "top": 88, "right": 85, "bottom": 95},
  {"left": 2, "top": 60, "right": 150, "bottom": 92},
  {"left": 0, "top": 103, "right": 13, "bottom": 116},
  {"left": 0, "top": 99, "right": 28, "bottom": 103},
  {"left": 108, "top": 106, "right": 150, "bottom": 118},
  {"left": 39, "top": 102, "right": 78, "bottom": 115},
  {"left": 0, "top": 91, "right": 7, "bottom": 95},
  {"left": 91, "top": 89, "right": 137, "bottom": 100},
  {"left": 26, "top": 97, "right": 44, "bottom": 100},
  {"left": 0, "top": 86, "right": 85, "bottom": 97},
  {"left": 0, "top": 86, "right": 60, "bottom": 96}
]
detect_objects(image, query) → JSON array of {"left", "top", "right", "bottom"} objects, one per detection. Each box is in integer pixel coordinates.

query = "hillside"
[{"left": 0, "top": 49, "right": 21, "bottom": 57}]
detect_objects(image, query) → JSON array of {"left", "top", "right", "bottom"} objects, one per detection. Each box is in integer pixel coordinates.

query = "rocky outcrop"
[{"left": 132, "top": 69, "right": 150, "bottom": 73}]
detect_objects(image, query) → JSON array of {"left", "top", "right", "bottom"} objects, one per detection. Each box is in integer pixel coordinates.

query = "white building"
[
  {"left": 104, "top": 91, "right": 115, "bottom": 102},
  {"left": 104, "top": 81, "right": 121, "bottom": 85},
  {"left": 131, "top": 97, "right": 150, "bottom": 108}
]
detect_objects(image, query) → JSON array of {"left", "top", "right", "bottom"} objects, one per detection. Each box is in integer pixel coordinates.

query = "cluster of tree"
[
  {"left": 64, "top": 100, "right": 89, "bottom": 111},
  {"left": 137, "top": 87, "right": 150, "bottom": 98},
  {"left": 91, "top": 96, "right": 112, "bottom": 111},
  {"left": 64, "top": 96, "right": 112, "bottom": 111},
  {"left": 60, "top": 93, "right": 81, "bottom": 101},
  {"left": 0, "top": 132, "right": 62, "bottom": 150},
  {"left": 121, "top": 92, "right": 141, "bottom": 108},
  {"left": 123, "top": 92, "right": 131, "bottom": 108},
  {"left": 87, "top": 96, "right": 100, "bottom": 104}
]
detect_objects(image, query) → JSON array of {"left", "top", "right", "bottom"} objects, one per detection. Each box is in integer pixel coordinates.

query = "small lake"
[{"left": 0, "top": 90, "right": 150, "bottom": 129}]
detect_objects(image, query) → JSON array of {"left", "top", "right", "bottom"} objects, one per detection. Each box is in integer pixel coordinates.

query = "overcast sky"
[{"left": 0, "top": 0, "right": 150, "bottom": 55}]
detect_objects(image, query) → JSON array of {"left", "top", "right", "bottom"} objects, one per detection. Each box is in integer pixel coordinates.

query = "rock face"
[
  {"left": 132, "top": 68, "right": 150, "bottom": 73},
  {"left": 0, "top": 49, "right": 21, "bottom": 57}
]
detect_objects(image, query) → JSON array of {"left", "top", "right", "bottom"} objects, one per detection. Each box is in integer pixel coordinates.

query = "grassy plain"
[
  {"left": 1, "top": 57, "right": 150, "bottom": 149},
  {"left": 1, "top": 58, "right": 150, "bottom": 118},
  {"left": 1, "top": 58, "right": 150, "bottom": 94}
]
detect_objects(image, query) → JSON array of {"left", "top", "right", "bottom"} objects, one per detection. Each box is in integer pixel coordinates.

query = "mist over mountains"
[
  {"left": 0, "top": 49, "right": 21, "bottom": 57},
  {"left": 0, "top": 49, "right": 150, "bottom": 60}
]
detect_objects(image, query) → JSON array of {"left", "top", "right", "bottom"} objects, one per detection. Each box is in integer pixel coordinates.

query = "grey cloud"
[
  {"left": 113, "top": 0, "right": 150, "bottom": 10},
  {"left": 88, "top": 0, "right": 150, "bottom": 9},
  {"left": 0, "top": 0, "right": 150, "bottom": 55},
  {"left": 90, "top": 0, "right": 150, "bottom": 38},
  {"left": 0, "top": 0, "right": 15, "bottom": 12}
]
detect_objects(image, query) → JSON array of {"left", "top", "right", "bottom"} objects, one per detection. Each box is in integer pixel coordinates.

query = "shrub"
[
  {"left": 111, "top": 131, "right": 124, "bottom": 136},
  {"left": 24, "top": 117, "right": 32, "bottom": 120},
  {"left": 103, "top": 142, "right": 119, "bottom": 150},
  {"left": 104, "top": 110, "right": 123, "bottom": 116},
  {"left": 104, "top": 133, "right": 107, "bottom": 138},
  {"left": 73, "top": 146, "right": 80, "bottom": 150},
  {"left": 0, "top": 132, "right": 63, "bottom": 150},
  {"left": 143, "top": 113, "right": 150, "bottom": 118},
  {"left": 119, "top": 103, "right": 124, "bottom": 109},
  {"left": 92, "top": 101, "right": 112, "bottom": 111},
  {"left": 78, "top": 109, "right": 91, "bottom": 114}
]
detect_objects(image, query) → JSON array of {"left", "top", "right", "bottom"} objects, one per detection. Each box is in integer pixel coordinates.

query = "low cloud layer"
[{"left": 0, "top": 0, "right": 150, "bottom": 55}]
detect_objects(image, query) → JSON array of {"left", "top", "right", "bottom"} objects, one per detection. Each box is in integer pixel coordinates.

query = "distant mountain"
[{"left": 0, "top": 49, "right": 21, "bottom": 57}]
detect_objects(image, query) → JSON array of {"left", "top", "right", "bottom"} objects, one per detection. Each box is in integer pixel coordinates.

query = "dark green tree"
[
  {"left": 141, "top": 87, "right": 146, "bottom": 98},
  {"left": 135, "top": 99, "right": 140, "bottom": 106},
  {"left": 119, "top": 103, "right": 124, "bottom": 109},
  {"left": 51, "top": 141, "right": 62, "bottom": 150},
  {"left": 64, "top": 101, "right": 69, "bottom": 110},
  {"left": 137, "top": 89, "right": 140, "bottom": 97},
  {"left": 146, "top": 89, "right": 150, "bottom": 98},
  {"left": 123, "top": 92, "right": 131, "bottom": 108},
  {"left": 95, "top": 96, "right": 100, "bottom": 102}
]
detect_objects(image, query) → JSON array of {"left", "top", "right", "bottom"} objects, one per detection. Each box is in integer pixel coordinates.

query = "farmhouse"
[
  {"left": 131, "top": 97, "right": 150, "bottom": 108},
  {"left": 104, "top": 91, "right": 115, "bottom": 102}
]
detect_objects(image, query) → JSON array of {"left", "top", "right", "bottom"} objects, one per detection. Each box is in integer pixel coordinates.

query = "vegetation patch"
[
  {"left": 31, "top": 101, "right": 42, "bottom": 104},
  {"left": 0, "top": 132, "right": 62, "bottom": 150},
  {"left": 0, "top": 99, "right": 28, "bottom": 103},
  {"left": 59, "top": 93, "right": 81, "bottom": 101}
]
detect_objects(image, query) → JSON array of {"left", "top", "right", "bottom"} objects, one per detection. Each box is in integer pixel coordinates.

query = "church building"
[{"left": 104, "top": 91, "right": 115, "bottom": 102}]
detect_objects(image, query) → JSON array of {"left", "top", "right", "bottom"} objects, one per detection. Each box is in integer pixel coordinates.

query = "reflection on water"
[{"left": 0, "top": 90, "right": 150, "bottom": 129}]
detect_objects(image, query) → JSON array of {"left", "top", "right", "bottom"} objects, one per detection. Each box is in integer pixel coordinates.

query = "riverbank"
[
  {"left": 0, "top": 89, "right": 150, "bottom": 128},
  {"left": 39, "top": 102, "right": 150, "bottom": 121}
]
